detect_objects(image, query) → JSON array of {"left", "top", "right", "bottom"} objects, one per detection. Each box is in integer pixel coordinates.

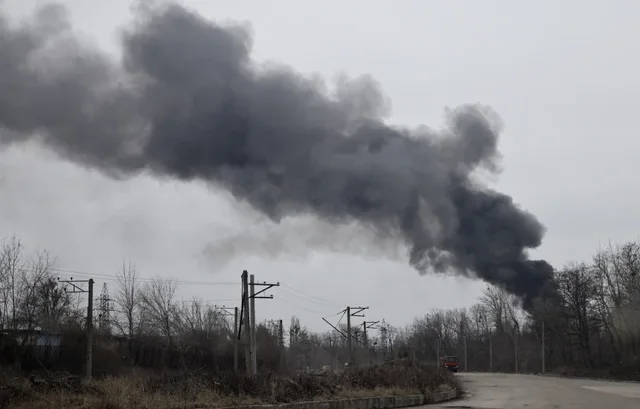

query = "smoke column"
[{"left": 0, "top": 2, "right": 556, "bottom": 308}]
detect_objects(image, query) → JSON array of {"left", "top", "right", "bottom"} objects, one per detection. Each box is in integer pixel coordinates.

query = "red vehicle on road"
[{"left": 441, "top": 355, "right": 459, "bottom": 373}]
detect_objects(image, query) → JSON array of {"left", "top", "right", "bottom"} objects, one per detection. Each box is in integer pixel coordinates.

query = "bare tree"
[
  {"left": 140, "top": 277, "right": 179, "bottom": 346},
  {"left": 0, "top": 236, "right": 26, "bottom": 330},
  {"left": 17, "top": 248, "right": 56, "bottom": 331},
  {"left": 175, "top": 297, "right": 226, "bottom": 346},
  {"left": 35, "top": 276, "right": 72, "bottom": 331},
  {"left": 113, "top": 261, "right": 140, "bottom": 338},
  {"left": 480, "top": 285, "right": 508, "bottom": 333}
]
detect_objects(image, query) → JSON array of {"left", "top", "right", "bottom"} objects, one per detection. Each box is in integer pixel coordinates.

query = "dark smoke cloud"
[{"left": 0, "top": 2, "right": 556, "bottom": 308}]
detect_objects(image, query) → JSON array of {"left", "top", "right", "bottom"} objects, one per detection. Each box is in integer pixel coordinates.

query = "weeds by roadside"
[{"left": 0, "top": 359, "right": 461, "bottom": 409}]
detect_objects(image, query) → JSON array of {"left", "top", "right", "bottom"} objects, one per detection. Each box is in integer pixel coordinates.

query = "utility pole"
[
  {"left": 464, "top": 334, "right": 468, "bottom": 372},
  {"left": 514, "top": 319, "right": 519, "bottom": 374},
  {"left": 241, "top": 271, "right": 251, "bottom": 374},
  {"left": 58, "top": 277, "right": 94, "bottom": 382},
  {"left": 343, "top": 306, "right": 368, "bottom": 366},
  {"left": 347, "top": 307, "right": 351, "bottom": 363},
  {"left": 514, "top": 331, "right": 518, "bottom": 373},
  {"left": 278, "top": 319, "right": 284, "bottom": 370},
  {"left": 250, "top": 274, "right": 257, "bottom": 375},
  {"left": 363, "top": 321, "right": 379, "bottom": 366},
  {"left": 489, "top": 328, "right": 493, "bottom": 372},
  {"left": 322, "top": 312, "right": 370, "bottom": 368},
  {"left": 362, "top": 324, "right": 367, "bottom": 347},
  {"left": 234, "top": 307, "right": 239, "bottom": 371},
  {"left": 480, "top": 313, "right": 493, "bottom": 372},
  {"left": 362, "top": 321, "right": 379, "bottom": 348},
  {"left": 215, "top": 305, "right": 239, "bottom": 372},
  {"left": 541, "top": 320, "right": 546, "bottom": 373},
  {"left": 247, "top": 272, "right": 279, "bottom": 375},
  {"left": 460, "top": 317, "right": 468, "bottom": 372}
]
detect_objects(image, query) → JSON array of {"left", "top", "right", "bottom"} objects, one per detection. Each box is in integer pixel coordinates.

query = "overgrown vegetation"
[
  {"left": 1, "top": 233, "right": 639, "bottom": 381},
  {"left": 0, "top": 360, "right": 460, "bottom": 409}
]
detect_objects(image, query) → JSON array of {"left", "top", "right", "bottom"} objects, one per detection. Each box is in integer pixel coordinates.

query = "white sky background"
[{"left": 1, "top": 0, "right": 640, "bottom": 333}]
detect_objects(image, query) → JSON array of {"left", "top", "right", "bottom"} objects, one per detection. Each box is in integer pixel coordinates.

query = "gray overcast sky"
[{"left": 1, "top": 0, "right": 639, "bottom": 332}]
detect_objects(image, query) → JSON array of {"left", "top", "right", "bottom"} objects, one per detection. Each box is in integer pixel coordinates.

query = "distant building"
[{"left": 0, "top": 329, "right": 62, "bottom": 347}]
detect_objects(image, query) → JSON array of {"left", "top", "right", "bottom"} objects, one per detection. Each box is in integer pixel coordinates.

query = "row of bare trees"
[
  {"left": 1, "top": 233, "right": 639, "bottom": 378},
  {"left": 109, "top": 262, "right": 234, "bottom": 349},
  {"left": 0, "top": 237, "right": 236, "bottom": 352},
  {"left": 0, "top": 236, "right": 82, "bottom": 333},
  {"left": 280, "top": 242, "right": 640, "bottom": 378}
]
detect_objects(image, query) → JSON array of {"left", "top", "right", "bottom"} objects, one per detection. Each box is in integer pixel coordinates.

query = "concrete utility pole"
[
  {"left": 278, "top": 319, "right": 284, "bottom": 369},
  {"left": 250, "top": 274, "right": 257, "bottom": 375},
  {"left": 241, "top": 271, "right": 251, "bottom": 374},
  {"left": 514, "top": 319, "right": 519, "bottom": 373},
  {"left": 347, "top": 307, "right": 351, "bottom": 364},
  {"left": 247, "top": 272, "right": 279, "bottom": 375},
  {"left": 362, "top": 321, "right": 379, "bottom": 348},
  {"left": 480, "top": 313, "right": 493, "bottom": 372},
  {"left": 265, "top": 319, "right": 285, "bottom": 369},
  {"left": 214, "top": 305, "right": 239, "bottom": 372},
  {"left": 58, "top": 277, "right": 94, "bottom": 381},
  {"left": 462, "top": 317, "right": 468, "bottom": 372},
  {"left": 464, "top": 335, "right": 468, "bottom": 372},
  {"left": 86, "top": 279, "right": 94, "bottom": 381},
  {"left": 362, "top": 325, "right": 367, "bottom": 348},
  {"left": 234, "top": 307, "right": 239, "bottom": 371},
  {"left": 344, "top": 306, "right": 368, "bottom": 366},
  {"left": 489, "top": 329, "right": 493, "bottom": 372},
  {"left": 362, "top": 321, "right": 379, "bottom": 366},
  {"left": 541, "top": 320, "right": 546, "bottom": 373}
]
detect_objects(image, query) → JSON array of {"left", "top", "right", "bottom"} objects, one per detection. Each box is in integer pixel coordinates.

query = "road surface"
[{"left": 432, "top": 372, "right": 640, "bottom": 408}]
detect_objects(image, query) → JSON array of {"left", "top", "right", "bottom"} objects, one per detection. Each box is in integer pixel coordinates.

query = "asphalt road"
[{"left": 432, "top": 372, "right": 640, "bottom": 408}]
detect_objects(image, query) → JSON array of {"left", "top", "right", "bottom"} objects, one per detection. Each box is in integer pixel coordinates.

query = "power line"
[
  {"left": 16, "top": 263, "right": 350, "bottom": 325},
  {"left": 278, "top": 286, "right": 342, "bottom": 308},
  {"left": 275, "top": 298, "right": 335, "bottom": 316},
  {"left": 18, "top": 264, "right": 342, "bottom": 308},
  {"left": 281, "top": 284, "right": 342, "bottom": 307}
]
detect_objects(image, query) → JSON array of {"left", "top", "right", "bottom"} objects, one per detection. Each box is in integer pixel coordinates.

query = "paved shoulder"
[{"left": 430, "top": 372, "right": 640, "bottom": 409}]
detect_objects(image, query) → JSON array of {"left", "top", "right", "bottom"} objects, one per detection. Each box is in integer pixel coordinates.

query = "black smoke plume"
[{"left": 0, "top": 2, "right": 556, "bottom": 308}]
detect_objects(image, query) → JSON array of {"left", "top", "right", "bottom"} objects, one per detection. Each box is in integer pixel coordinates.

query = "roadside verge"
[{"left": 218, "top": 387, "right": 460, "bottom": 409}]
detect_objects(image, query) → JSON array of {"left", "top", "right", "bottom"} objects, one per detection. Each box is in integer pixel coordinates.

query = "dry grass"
[{"left": 0, "top": 360, "right": 461, "bottom": 409}]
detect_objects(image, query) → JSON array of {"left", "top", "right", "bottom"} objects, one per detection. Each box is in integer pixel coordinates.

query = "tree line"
[{"left": 1, "top": 234, "right": 639, "bottom": 378}]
